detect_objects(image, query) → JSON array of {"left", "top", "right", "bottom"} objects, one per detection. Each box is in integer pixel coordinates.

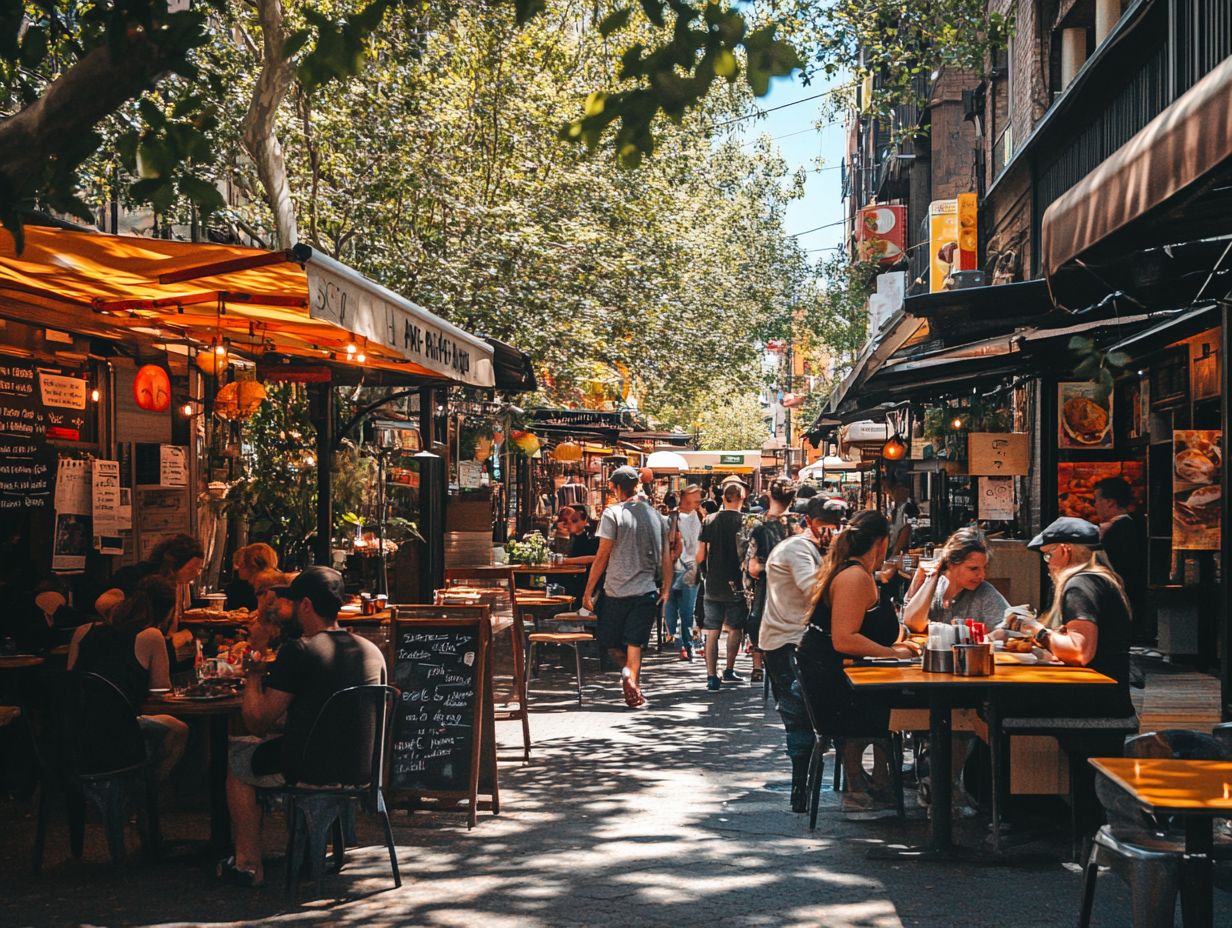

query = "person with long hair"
[
  {"left": 1001, "top": 517, "right": 1134, "bottom": 718},
  {"left": 797, "top": 510, "right": 920, "bottom": 815},
  {"left": 224, "top": 542, "right": 279, "bottom": 611},
  {"left": 68, "top": 575, "right": 189, "bottom": 781},
  {"left": 104, "top": 533, "right": 205, "bottom": 665},
  {"left": 902, "top": 527, "right": 1010, "bottom": 633}
]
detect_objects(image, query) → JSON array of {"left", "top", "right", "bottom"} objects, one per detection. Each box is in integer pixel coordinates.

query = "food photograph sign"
[
  {"left": 1173, "top": 429, "right": 1221, "bottom": 550},
  {"left": 1058, "top": 382, "right": 1113, "bottom": 450}
]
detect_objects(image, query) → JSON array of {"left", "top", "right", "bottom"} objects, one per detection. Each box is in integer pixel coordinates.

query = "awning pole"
[
  {"left": 1221, "top": 304, "right": 1231, "bottom": 721},
  {"left": 417, "top": 386, "right": 445, "bottom": 601},
  {"left": 312, "top": 383, "right": 334, "bottom": 567}
]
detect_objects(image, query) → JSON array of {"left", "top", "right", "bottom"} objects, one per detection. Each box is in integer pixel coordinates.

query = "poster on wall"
[
  {"left": 91, "top": 459, "right": 123, "bottom": 555},
  {"left": 1173, "top": 429, "right": 1221, "bottom": 551},
  {"left": 978, "top": 476, "right": 1015, "bottom": 521},
  {"left": 1057, "top": 461, "right": 1146, "bottom": 524},
  {"left": 1058, "top": 382, "right": 1114, "bottom": 450},
  {"left": 52, "top": 458, "right": 91, "bottom": 571}
]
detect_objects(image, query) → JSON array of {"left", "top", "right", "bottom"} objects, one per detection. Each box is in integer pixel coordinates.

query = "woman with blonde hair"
[
  {"left": 796, "top": 510, "right": 920, "bottom": 815},
  {"left": 902, "top": 527, "right": 1010, "bottom": 633},
  {"left": 224, "top": 543, "right": 279, "bottom": 610},
  {"left": 1001, "top": 517, "right": 1134, "bottom": 718}
]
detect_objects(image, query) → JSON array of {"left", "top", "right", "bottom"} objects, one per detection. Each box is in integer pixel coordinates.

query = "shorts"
[
  {"left": 228, "top": 735, "right": 286, "bottom": 788},
  {"left": 703, "top": 599, "right": 747, "bottom": 631},
  {"left": 597, "top": 592, "right": 659, "bottom": 651}
]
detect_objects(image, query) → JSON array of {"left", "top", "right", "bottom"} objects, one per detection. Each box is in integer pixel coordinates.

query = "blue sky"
[{"left": 733, "top": 74, "right": 849, "bottom": 263}]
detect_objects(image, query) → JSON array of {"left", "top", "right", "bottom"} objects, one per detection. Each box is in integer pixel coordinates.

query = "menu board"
[
  {"left": 1173, "top": 429, "right": 1221, "bottom": 551},
  {"left": 387, "top": 616, "right": 496, "bottom": 824},
  {"left": 0, "top": 360, "right": 61, "bottom": 509}
]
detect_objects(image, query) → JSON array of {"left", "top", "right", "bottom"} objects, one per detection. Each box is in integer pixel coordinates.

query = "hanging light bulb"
[
  {"left": 180, "top": 401, "right": 196, "bottom": 417},
  {"left": 90, "top": 387, "right": 101, "bottom": 403},
  {"left": 356, "top": 352, "right": 366, "bottom": 363},
  {"left": 881, "top": 434, "right": 907, "bottom": 460},
  {"left": 345, "top": 343, "right": 357, "bottom": 356},
  {"left": 951, "top": 415, "right": 965, "bottom": 430}
]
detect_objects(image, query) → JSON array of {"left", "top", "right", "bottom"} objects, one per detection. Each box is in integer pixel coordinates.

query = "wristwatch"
[{"left": 1035, "top": 627, "right": 1051, "bottom": 650}]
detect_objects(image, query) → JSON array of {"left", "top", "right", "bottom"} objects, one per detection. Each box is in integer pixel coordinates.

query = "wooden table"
[
  {"left": 844, "top": 661, "right": 1116, "bottom": 859},
  {"left": 142, "top": 693, "right": 243, "bottom": 851},
  {"left": 0, "top": 655, "right": 45, "bottom": 670},
  {"left": 1090, "top": 757, "right": 1232, "bottom": 928},
  {"left": 510, "top": 565, "right": 587, "bottom": 576}
]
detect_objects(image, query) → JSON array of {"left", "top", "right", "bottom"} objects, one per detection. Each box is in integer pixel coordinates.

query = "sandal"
[
  {"left": 621, "top": 675, "right": 645, "bottom": 708},
  {"left": 216, "top": 855, "right": 264, "bottom": 888}
]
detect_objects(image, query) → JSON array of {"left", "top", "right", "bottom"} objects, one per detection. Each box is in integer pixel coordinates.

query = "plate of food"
[
  {"left": 1175, "top": 485, "right": 1221, "bottom": 524},
  {"left": 1062, "top": 396, "right": 1110, "bottom": 446},
  {"left": 162, "top": 683, "right": 237, "bottom": 702},
  {"left": 1175, "top": 445, "right": 1221, "bottom": 485}
]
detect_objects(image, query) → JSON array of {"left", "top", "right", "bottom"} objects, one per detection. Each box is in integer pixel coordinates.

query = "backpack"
[{"left": 742, "top": 514, "right": 789, "bottom": 616}]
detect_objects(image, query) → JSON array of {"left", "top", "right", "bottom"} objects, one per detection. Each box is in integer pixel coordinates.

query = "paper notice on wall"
[
  {"left": 52, "top": 457, "right": 91, "bottom": 571},
  {"left": 978, "top": 476, "right": 1015, "bottom": 522},
  {"left": 160, "top": 444, "right": 188, "bottom": 487},
  {"left": 91, "top": 459, "right": 123, "bottom": 554},
  {"left": 118, "top": 487, "right": 132, "bottom": 530},
  {"left": 38, "top": 372, "right": 87, "bottom": 410}
]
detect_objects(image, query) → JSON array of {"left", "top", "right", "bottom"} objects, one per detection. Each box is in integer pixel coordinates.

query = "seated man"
[{"left": 217, "top": 566, "right": 385, "bottom": 887}]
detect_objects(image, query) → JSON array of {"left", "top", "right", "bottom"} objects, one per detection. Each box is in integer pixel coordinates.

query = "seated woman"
[
  {"left": 67, "top": 576, "right": 189, "bottom": 781},
  {"left": 247, "top": 569, "right": 293, "bottom": 653},
  {"left": 224, "top": 543, "right": 278, "bottom": 611},
  {"left": 796, "top": 510, "right": 920, "bottom": 815},
  {"left": 556, "top": 507, "right": 599, "bottom": 602},
  {"left": 902, "top": 527, "right": 1010, "bottom": 633},
  {"left": 1006, "top": 517, "right": 1134, "bottom": 718},
  {"left": 104, "top": 534, "right": 205, "bottom": 667}
]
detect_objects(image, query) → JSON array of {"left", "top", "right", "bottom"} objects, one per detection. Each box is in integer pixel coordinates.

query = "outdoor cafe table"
[
  {"left": 142, "top": 692, "right": 242, "bottom": 852},
  {"left": 1089, "top": 757, "right": 1232, "bottom": 928},
  {"left": 844, "top": 658, "right": 1116, "bottom": 860}
]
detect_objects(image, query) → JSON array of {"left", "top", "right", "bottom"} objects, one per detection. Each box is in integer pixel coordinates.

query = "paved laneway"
[{"left": 0, "top": 647, "right": 1203, "bottom": 927}]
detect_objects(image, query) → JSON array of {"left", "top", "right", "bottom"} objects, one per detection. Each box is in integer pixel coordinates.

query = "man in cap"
[
  {"left": 583, "top": 465, "right": 673, "bottom": 708},
  {"left": 217, "top": 566, "right": 385, "bottom": 887}
]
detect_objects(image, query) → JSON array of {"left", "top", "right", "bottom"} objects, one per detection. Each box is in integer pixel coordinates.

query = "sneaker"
[
  {"left": 706, "top": 675, "right": 721, "bottom": 691},
  {"left": 216, "top": 855, "right": 263, "bottom": 887},
  {"left": 721, "top": 668, "right": 744, "bottom": 683},
  {"left": 678, "top": 648, "right": 690, "bottom": 662}
]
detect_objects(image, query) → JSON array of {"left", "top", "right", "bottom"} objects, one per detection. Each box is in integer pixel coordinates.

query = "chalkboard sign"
[
  {"left": 387, "top": 610, "right": 497, "bottom": 828},
  {"left": 0, "top": 359, "right": 79, "bottom": 510}
]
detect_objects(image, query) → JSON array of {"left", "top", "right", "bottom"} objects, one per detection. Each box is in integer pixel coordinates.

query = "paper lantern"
[
  {"left": 214, "top": 380, "right": 268, "bottom": 421},
  {"left": 133, "top": 365, "right": 171, "bottom": 412},
  {"left": 553, "top": 441, "right": 582, "bottom": 462},
  {"left": 510, "top": 430, "right": 540, "bottom": 456},
  {"left": 195, "top": 344, "right": 229, "bottom": 376},
  {"left": 881, "top": 435, "right": 907, "bottom": 461}
]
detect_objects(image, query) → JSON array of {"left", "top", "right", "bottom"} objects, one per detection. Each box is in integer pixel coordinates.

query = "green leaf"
[{"left": 1068, "top": 336, "right": 1096, "bottom": 354}]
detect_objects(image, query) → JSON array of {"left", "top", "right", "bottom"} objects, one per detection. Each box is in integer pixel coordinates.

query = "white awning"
[{"left": 301, "top": 247, "right": 495, "bottom": 388}]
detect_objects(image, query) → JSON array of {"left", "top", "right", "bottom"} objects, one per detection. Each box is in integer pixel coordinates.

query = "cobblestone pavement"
[{"left": 1, "top": 645, "right": 1216, "bottom": 927}]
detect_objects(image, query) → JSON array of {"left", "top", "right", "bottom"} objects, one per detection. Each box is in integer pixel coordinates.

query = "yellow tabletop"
[
  {"left": 1089, "top": 758, "right": 1232, "bottom": 815},
  {"left": 844, "top": 662, "right": 1116, "bottom": 689}
]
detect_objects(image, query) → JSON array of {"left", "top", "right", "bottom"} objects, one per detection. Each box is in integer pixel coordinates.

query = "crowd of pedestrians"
[{"left": 559, "top": 466, "right": 1139, "bottom": 832}]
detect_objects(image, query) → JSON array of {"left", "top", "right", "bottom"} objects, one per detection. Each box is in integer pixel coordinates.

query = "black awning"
[
  {"left": 1109, "top": 304, "right": 1222, "bottom": 355},
  {"left": 903, "top": 280, "right": 1055, "bottom": 341},
  {"left": 483, "top": 336, "right": 537, "bottom": 393}
]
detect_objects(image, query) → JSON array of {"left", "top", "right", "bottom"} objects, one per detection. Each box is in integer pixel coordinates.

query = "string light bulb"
[
  {"left": 180, "top": 401, "right": 195, "bottom": 417},
  {"left": 951, "top": 415, "right": 965, "bottom": 430},
  {"left": 345, "top": 343, "right": 357, "bottom": 356},
  {"left": 356, "top": 352, "right": 366, "bottom": 363},
  {"left": 90, "top": 388, "right": 101, "bottom": 403}
]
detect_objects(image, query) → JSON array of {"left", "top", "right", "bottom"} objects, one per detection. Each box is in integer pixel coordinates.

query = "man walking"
[
  {"left": 583, "top": 466, "right": 672, "bottom": 708},
  {"left": 744, "top": 478, "right": 796, "bottom": 683},
  {"left": 760, "top": 497, "right": 831, "bottom": 812},
  {"left": 696, "top": 481, "right": 749, "bottom": 691},
  {"left": 664, "top": 484, "right": 704, "bottom": 661}
]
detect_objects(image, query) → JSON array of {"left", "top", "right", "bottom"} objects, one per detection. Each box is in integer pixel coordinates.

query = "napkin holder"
[{"left": 921, "top": 648, "right": 954, "bottom": 673}]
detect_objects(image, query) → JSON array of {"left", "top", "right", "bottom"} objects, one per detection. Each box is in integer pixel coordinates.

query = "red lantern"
[{"left": 133, "top": 365, "right": 171, "bottom": 412}]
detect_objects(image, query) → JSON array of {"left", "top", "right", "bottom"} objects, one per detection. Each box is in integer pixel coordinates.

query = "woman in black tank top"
[{"left": 796, "top": 512, "right": 920, "bottom": 810}]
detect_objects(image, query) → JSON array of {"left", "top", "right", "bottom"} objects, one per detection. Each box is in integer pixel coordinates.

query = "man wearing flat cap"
[{"left": 217, "top": 566, "right": 385, "bottom": 887}]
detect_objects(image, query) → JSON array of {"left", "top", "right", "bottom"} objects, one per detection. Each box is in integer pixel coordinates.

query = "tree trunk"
[
  {"left": 241, "top": 0, "right": 299, "bottom": 249},
  {"left": 0, "top": 34, "right": 179, "bottom": 229}
]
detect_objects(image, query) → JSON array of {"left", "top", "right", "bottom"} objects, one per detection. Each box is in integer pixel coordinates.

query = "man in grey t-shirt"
[{"left": 583, "top": 466, "right": 672, "bottom": 708}]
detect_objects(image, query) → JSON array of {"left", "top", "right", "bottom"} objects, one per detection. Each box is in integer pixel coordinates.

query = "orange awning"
[{"left": 0, "top": 226, "right": 495, "bottom": 386}]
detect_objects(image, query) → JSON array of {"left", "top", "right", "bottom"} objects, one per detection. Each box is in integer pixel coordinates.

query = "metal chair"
[
  {"left": 789, "top": 651, "right": 904, "bottom": 830},
  {"left": 1077, "top": 729, "right": 1227, "bottom": 928},
  {"left": 269, "top": 684, "right": 401, "bottom": 899},
  {"left": 33, "top": 671, "right": 161, "bottom": 873},
  {"left": 526, "top": 630, "right": 592, "bottom": 705}
]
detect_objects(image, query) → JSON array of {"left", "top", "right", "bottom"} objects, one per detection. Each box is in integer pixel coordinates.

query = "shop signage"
[
  {"left": 306, "top": 258, "right": 494, "bottom": 388},
  {"left": 857, "top": 205, "right": 907, "bottom": 265},
  {"left": 977, "top": 476, "right": 1015, "bottom": 521},
  {"left": 526, "top": 408, "right": 632, "bottom": 429},
  {"left": 719, "top": 454, "right": 745, "bottom": 465},
  {"left": 0, "top": 360, "right": 75, "bottom": 511},
  {"left": 967, "top": 433, "right": 1029, "bottom": 476},
  {"left": 1173, "top": 429, "right": 1221, "bottom": 551},
  {"left": 928, "top": 194, "right": 978, "bottom": 292}
]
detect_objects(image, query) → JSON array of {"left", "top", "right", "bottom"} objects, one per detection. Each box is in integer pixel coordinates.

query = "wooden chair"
[
  {"left": 527, "top": 631, "right": 593, "bottom": 706},
  {"left": 394, "top": 603, "right": 531, "bottom": 763}
]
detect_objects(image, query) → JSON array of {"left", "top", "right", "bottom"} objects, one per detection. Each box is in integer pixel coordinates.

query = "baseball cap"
[
  {"left": 720, "top": 474, "right": 747, "bottom": 486},
  {"left": 279, "top": 565, "right": 346, "bottom": 618},
  {"left": 1027, "top": 517, "right": 1102, "bottom": 551},
  {"left": 609, "top": 465, "right": 641, "bottom": 490}
]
